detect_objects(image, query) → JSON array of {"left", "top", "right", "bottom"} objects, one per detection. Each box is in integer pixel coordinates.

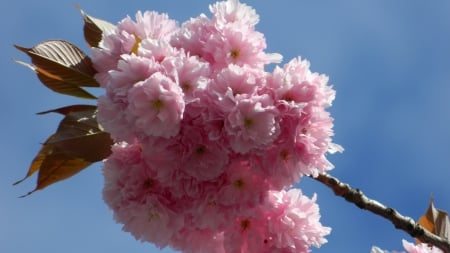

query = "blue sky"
[{"left": 2, "top": 1, "right": 450, "bottom": 253}]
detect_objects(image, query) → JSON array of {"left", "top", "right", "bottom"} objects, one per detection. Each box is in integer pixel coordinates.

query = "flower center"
[
  {"left": 151, "top": 99, "right": 164, "bottom": 110},
  {"left": 240, "top": 219, "right": 251, "bottom": 232},
  {"left": 280, "top": 149, "right": 290, "bottom": 161},
  {"left": 233, "top": 178, "right": 245, "bottom": 189},
  {"left": 243, "top": 117, "right": 254, "bottom": 128},
  {"left": 301, "top": 128, "right": 308, "bottom": 135},
  {"left": 195, "top": 145, "right": 206, "bottom": 155},
  {"left": 230, "top": 49, "right": 240, "bottom": 60},
  {"left": 131, "top": 34, "right": 142, "bottom": 55},
  {"left": 181, "top": 81, "right": 191, "bottom": 92},
  {"left": 143, "top": 178, "right": 155, "bottom": 189},
  {"left": 282, "top": 92, "right": 295, "bottom": 102},
  {"left": 147, "top": 208, "right": 160, "bottom": 222},
  {"left": 231, "top": 87, "right": 241, "bottom": 96}
]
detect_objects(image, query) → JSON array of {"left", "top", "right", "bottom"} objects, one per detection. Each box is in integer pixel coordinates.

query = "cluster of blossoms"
[
  {"left": 371, "top": 240, "right": 443, "bottom": 253},
  {"left": 93, "top": 0, "right": 342, "bottom": 252}
]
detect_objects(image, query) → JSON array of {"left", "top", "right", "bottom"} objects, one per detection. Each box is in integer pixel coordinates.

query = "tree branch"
[{"left": 311, "top": 173, "right": 450, "bottom": 253}]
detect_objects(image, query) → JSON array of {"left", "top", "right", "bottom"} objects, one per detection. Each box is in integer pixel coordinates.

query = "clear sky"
[{"left": 2, "top": 1, "right": 450, "bottom": 253}]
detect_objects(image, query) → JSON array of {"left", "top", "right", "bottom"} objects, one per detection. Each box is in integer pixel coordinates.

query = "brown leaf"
[
  {"left": 13, "top": 134, "right": 57, "bottom": 187},
  {"left": 14, "top": 106, "right": 113, "bottom": 197},
  {"left": 417, "top": 197, "right": 450, "bottom": 243},
  {"left": 49, "top": 107, "right": 113, "bottom": 162},
  {"left": 37, "top": 104, "right": 99, "bottom": 116},
  {"left": 15, "top": 40, "right": 98, "bottom": 99},
  {"left": 35, "top": 149, "right": 92, "bottom": 191},
  {"left": 77, "top": 7, "right": 116, "bottom": 48}
]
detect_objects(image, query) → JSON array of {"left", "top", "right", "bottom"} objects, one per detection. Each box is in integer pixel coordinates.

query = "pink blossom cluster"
[
  {"left": 93, "top": 0, "right": 342, "bottom": 252},
  {"left": 371, "top": 240, "right": 443, "bottom": 253}
]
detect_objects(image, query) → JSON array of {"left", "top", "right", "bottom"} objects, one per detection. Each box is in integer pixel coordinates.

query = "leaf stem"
[{"left": 311, "top": 173, "right": 450, "bottom": 253}]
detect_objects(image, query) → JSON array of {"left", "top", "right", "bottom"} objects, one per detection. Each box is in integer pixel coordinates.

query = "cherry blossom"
[
  {"left": 97, "top": 0, "right": 341, "bottom": 252},
  {"left": 371, "top": 240, "right": 443, "bottom": 253}
]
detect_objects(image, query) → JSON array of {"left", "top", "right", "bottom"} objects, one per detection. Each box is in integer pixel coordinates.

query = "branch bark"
[{"left": 312, "top": 173, "right": 450, "bottom": 253}]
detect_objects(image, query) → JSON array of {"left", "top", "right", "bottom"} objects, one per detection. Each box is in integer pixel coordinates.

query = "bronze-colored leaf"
[
  {"left": 16, "top": 137, "right": 93, "bottom": 197},
  {"left": 15, "top": 40, "right": 98, "bottom": 99},
  {"left": 37, "top": 104, "right": 98, "bottom": 116},
  {"left": 13, "top": 134, "right": 57, "bottom": 187},
  {"left": 77, "top": 7, "right": 116, "bottom": 48},
  {"left": 14, "top": 106, "right": 113, "bottom": 196},
  {"left": 35, "top": 149, "right": 92, "bottom": 192},
  {"left": 48, "top": 107, "right": 113, "bottom": 162},
  {"left": 417, "top": 197, "right": 450, "bottom": 243}
]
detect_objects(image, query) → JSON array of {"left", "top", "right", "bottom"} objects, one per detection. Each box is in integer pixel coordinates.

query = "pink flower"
[
  {"left": 96, "top": 55, "right": 163, "bottom": 141},
  {"left": 208, "top": 0, "right": 284, "bottom": 68},
  {"left": 102, "top": 142, "right": 185, "bottom": 248},
  {"left": 171, "top": 14, "right": 216, "bottom": 58},
  {"left": 118, "top": 196, "right": 184, "bottom": 248},
  {"left": 259, "top": 119, "right": 308, "bottom": 189},
  {"left": 222, "top": 189, "right": 330, "bottom": 253},
  {"left": 106, "top": 55, "right": 162, "bottom": 101},
  {"left": 91, "top": 10, "right": 178, "bottom": 87},
  {"left": 91, "top": 25, "right": 138, "bottom": 76},
  {"left": 371, "top": 240, "right": 443, "bottom": 253},
  {"left": 224, "top": 94, "right": 280, "bottom": 153},
  {"left": 193, "top": 100, "right": 228, "bottom": 141},
  {"left": 171, "top": 0, "right": 282, "bottom": 69},
  {"left": 267, "top": 57, "right": 335, "bottom": 108},
  {"left": 96, "top": 1, "right": 342, "bottom": 253},
  {"left": 178, "top": 124, "right": 229, "bottom": 181},
  {"left": 402, "top": 240, "right": 443, "bottom": 253},
  {"left": 371, "top": 247, "right": 404, "bottom": 253},
  {"left": 212, "top": 64, "right": 263, "bottom": 99},
  {"left": 141, "top": 136, "right": 182, "bottom": 185},
  {"left": 161, "top": 53, "right": 211, "bottom": 103},
  {"left": 204, "top": 26, "right": 279, "bottom": 69},
  {"left": 118, "top": 11, "right": 179, "bottom": 42},
  {"left": 294, "top": 105, "right": 342, "bottom": 175},
  {"left": 97, "top": 95, "right": 134, "bottom": 142},
  {"left": 172, "top": 228, "right": 225, "bottom": 253},
  {"left": 91, "top": 30, "right": 136, "bottom": 86},
  {"left": 223, "top": 211, "right": 269, "bottom": 253},
  {"left": 127, "top": 72, "right": 185, "bottom": 138},
  {"left": 184, "top": 195, "right": 228, "bottom": 230},
  {"left": 209, "top": 0, "right": 259, "bottom": 28},
  {"left": 217, "top": 158, "right": 267, "bottom": 210},
  {"left": 264, "top": 189, "right": 331, "bottom": 252},
  {"left": 102, "top": 142, "right": 145, "bottom": 208},
  {"left": 93, "top": 29, "right": 134, "bottom": 62},
  {"left": 138, "top": 39, "right": 181, "bottom": 62}
]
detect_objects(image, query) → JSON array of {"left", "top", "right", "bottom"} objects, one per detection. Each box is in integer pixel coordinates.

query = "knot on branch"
[
  {"left": 410, "top": 223, "right": 425, "bottom": 238},
  {"left": 385, "top": 207, "right": 395, "bottom": 217}
]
